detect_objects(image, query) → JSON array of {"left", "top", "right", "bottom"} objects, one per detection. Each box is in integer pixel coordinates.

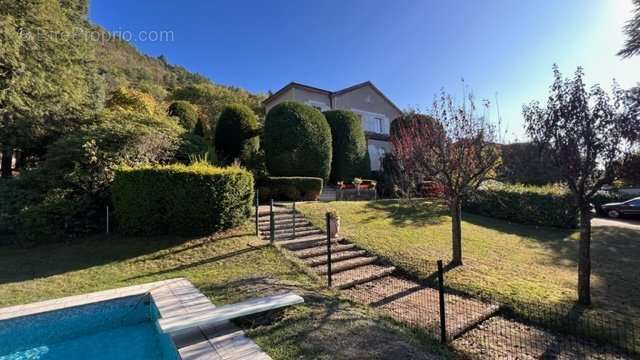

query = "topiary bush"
[
  {"left": 257, "top": 177, "right": 323, "bottom": 202},
  {"left": 168, "top": 100, "right": 199, "bottom": 130},
  {"left": 215, "top": 103, "right": 260, "bottom": 165},
  {"left": 264, "top": 102, "right": 332, "bottom": 180},
  {"left": 112, "top": 163, "right": 254, "bottom": 236},
  {"left": 323, "top": 110, "right": 370, "bottom": 183},
  {"left": 464, "top": 183, "right": 579, "bottom": 228}
]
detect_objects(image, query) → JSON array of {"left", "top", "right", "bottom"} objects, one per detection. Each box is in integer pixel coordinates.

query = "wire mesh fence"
[{"left": 259, "top": 202, "right": 640, "bottom": 359}]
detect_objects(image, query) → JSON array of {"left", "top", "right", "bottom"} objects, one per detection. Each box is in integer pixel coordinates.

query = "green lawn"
[
  {"left": 0, "top": 224, "right": 447, "bottom": 359},
  {"left": 297, "top": 200, "right": 640, "bottom": 325}
]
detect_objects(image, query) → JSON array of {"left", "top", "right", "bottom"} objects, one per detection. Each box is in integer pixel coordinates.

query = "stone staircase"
[
  {"left": 258, "top": 205, "right": 396, "bottom": 289},
  {"left": 257, "top": 204, "right": 501, "bottom": 341}
]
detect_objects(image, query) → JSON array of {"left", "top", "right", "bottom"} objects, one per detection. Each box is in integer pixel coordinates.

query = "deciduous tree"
[
  {"left": 392, "top": 93, "right": 501, "bottom": 266},
  {"left": 523, "top": 66, "right": 639, "bottom": 305}
]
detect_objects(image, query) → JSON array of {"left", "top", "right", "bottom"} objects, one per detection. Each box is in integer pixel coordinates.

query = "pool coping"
[{"left": 0, "top": 278, "right": 271, "bottom": 360}]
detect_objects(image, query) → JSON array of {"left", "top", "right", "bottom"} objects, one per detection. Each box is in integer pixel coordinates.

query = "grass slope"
[
  {"left": 0, "top": 224, "right": 447, "bottom": 359},
  {"left": 298, "top": 200, "right": 640, "bottom": 325}
]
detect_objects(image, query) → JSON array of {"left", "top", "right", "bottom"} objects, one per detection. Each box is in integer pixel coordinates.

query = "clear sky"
[{"left": 90, "top": 0, "right": 639, "bottom": 141}]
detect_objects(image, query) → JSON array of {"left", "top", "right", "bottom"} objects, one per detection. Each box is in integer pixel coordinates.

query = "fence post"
[
  {"left": 292, "top": 201, "right": 296, "bottom": 239},
  {"left": 326, "top": 212, "right": 332, "bottom": 288},
  {"left": 437, "top": 260, "right": 447, "bottom": 344},
  {"left": 269, "top": 199, "right": 275, "bottom": 244},
  {"left": 255, "top": 189, "right": 259, "bottom": 236},
  {"left": 106, "top": 206, "right": 110, "bottom": 234}
]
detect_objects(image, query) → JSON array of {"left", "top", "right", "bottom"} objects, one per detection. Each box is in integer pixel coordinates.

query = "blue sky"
[{"left": 90, "top": 0, "right": 639, "bottom": 141}]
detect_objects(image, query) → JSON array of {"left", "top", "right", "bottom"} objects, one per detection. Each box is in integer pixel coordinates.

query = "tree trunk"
[
  {"left": 450, "top": 197, "right": 463, "bottom": 266},
  {"left": 578, "top": 206, "right": 592, "bottom": 305},
  {"left": 1, "top": 147, "right": 12, "bottom": 179}
]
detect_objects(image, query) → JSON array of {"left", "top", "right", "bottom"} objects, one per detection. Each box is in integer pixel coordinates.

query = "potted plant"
[{"left": 327, "top": 209, "right": 340, "bottom": 238}]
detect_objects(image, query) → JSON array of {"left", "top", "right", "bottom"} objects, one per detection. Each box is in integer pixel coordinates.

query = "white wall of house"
[{"left": 367, "top": 139, "right": 391, "bottom": 171}]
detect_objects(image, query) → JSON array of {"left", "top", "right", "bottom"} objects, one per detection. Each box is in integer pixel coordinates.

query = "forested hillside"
[{"left": 0, "top": 0, "right": 265, "bottom": 244}]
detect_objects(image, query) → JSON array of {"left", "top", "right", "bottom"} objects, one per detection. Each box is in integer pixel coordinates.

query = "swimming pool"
[{"left": 0, "top": 295, "right": 177, "bottom": 360}]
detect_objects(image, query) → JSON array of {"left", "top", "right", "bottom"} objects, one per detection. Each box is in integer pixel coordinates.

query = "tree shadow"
[
  {"left": 463, "top": 213, "right": 640, "bottom": 321},
  {"left": 125, "top": 243, "right": 269, "bottom": 281},
  {"left": 200, "top": 277, "right": 444, "bottom": 359},
  {"left": 0, "top": 231, "right": 254, "bottom": 285},
  {"left": 363, "top": 199, "right": 448, "bottom": 227}
]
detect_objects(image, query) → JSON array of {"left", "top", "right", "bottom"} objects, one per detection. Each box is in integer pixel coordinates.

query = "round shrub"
[
  {"left": 215, "top": 103, "right": 260, "bottom": 165},
  {"left": 264, "top": 102, "right": 332, "bottom": 180},
  {"left": 257, "top": 177, "right": 323, "bottom": 202},
  {"left": 323, "top": 110, "right": 370, "bottom": 183},
  {"left": 168, "top": 101, "right": 199, "bottom": 130},
  {"left": 112, "top": 163, "right": 254, "bottom": 236}
]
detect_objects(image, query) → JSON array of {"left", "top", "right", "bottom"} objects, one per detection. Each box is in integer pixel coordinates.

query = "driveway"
[{"left": 592, "top": 216, "right": 640, "bottom": 231}]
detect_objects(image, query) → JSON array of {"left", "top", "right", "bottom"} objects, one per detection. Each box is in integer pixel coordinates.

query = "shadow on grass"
[
  {"left": 464, "top": 212, "right": 640, "bottom": 318},
  {"left": 0, "top": 231, "right": 254, "bottom": 285},
  {"left": 363, "top": 199, "right": 448, "bottom": 227},
  {"left": 125, "top": 243, "right": 269, "bottom": 281},
  {"left": 200, "top": 277, "right": 448, "bottom": 360}
]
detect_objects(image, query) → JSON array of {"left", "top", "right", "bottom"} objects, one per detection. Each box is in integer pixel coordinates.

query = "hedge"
[
  {"left": 257, "top": 177, "right": 323, "bottom": 202},
  {"left": 464, "top": 184, "right": 579, "bottom": 228},
  {"left": 323, "top": 110, "right": 370, "bottom": 183},
  {"left": 264, "top": 101, "right": 332, "bottom": 180},
  {"left": 168, "top": 101, "right": 199, "bottom": 130},
  {"left": 112, "top": 163, "right": 254, "bottom": 235},
  {"left": 215, "top": 103, "right": 260, "bottom": 165}
]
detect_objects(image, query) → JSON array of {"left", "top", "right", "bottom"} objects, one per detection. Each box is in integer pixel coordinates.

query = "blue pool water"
[{"left": 0, "top": 295, "right": 177, "bottom": 360}]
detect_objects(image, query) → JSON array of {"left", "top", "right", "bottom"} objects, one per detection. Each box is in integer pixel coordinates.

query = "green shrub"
[
  {"left": 112, "top": 163, "right": 254, "bottom": 235},
  {"left": 175, "top": 132, "right": 213, "bottom": 164},
  {"left": 168, "top": 100, "right": 199, "bottom": 130},
  {"left": 215, "top": 103, "right": 260, "bottom": 165},
  {"left": 323, "top": 110, "right": 370, "bottom": 183},
  {"left": 464, "top": 183, "right": 579, "bottom": 228},
  {"left": 257, "top": 177, "right": 323, "bottom": 202},
  {"left": 264, "top": 102, "right": 332, "bottom": 180}
]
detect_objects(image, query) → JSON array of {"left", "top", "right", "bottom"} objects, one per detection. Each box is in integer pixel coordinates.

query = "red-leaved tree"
[{"left": 392, "top": 92, "right": 501, "bottom": 266}]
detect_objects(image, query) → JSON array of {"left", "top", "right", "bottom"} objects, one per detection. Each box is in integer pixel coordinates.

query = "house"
[{"left": 263, "top": 81, "right": 403, "bottom": 171}]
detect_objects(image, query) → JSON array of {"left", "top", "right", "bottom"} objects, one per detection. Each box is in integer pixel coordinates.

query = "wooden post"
[
  {"left": 326, "top": 213, "right": 332, "bottom": 288},
  {"left": 106, "top": 206, "right": 110, "bottom": 234},
  {"left": 437, "top": 260, "right": 447, "bottom": 344}
]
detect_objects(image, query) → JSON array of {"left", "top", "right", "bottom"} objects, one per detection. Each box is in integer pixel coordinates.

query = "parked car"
[{"left": 600, "top": 197, "right": 640, "bottom": 218}]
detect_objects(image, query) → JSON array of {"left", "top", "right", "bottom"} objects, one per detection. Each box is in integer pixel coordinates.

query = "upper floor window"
[
  {"left": 306, "top": 100, "right": 329, "bottom": 112},
  {"left": 353, "top": 110, "right": 389, "bottom": 134}
]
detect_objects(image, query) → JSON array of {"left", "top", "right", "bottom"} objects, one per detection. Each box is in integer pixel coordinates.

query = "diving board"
[{"left": 157, "top": 293, "right": 304, "bottom": 335}]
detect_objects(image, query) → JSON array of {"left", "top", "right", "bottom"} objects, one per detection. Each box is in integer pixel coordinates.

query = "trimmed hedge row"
[
  {"left": 257, "top": 177, "right": 323, "bottom": 202},
  {"left": 324, "top": 110, "right": 370, "bottom": 183},
  {"left": 264, "top": 101, "right": 332, "bottom": 180},
  {"left": 464, "top": 184, "right": 579, "bottom": 228},
  {"left": 112, "top": 163, "right": 253, "bottom": 235}
]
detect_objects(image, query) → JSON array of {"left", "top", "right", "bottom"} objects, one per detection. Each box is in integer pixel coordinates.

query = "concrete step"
[
  {"left": 261, "top": 224, "right": 322, "bottom": 235},
  {"left": 280, "top": 236, "right": 342, "bottom": 251},
  {"left": 314, "top": 257, "right": 379, "bottom": 275},
  {"left": 262, "top": 229, "right": 324, "bottom": 239},
  {"left": 258, "top": 213, "right": 296, "bottom": 223},
  {"left": 294, "top": 243, "right": 358, "bottom": 259},
  {"left": 304, "top": 250, "right": 368, "bottom": 267},
  {"left": 332, "top": 265, "right": 396, "bottom": 290},
  {"left": 258, "top": 220, "right": 311, "bottom": 231}
]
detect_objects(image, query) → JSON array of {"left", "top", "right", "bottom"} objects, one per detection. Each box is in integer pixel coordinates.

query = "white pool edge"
[{"left": 0, "top": 278, "right": 271, "bottom": 360}]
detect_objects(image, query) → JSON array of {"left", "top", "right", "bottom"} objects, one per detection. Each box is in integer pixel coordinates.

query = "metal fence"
[{"left": 258, "top": 201, "right": 639, "bottom": 359}]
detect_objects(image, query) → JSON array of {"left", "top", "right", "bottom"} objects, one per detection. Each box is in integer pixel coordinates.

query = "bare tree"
[
  {"left": 392, "top": 92, "right": 501, "bottom": 266},
  {"left": 523, "top": 66, "right": 639, "bottom": 305}
]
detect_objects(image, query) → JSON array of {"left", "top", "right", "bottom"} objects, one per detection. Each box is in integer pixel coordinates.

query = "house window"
[
  {"left": 353, "top": 109, "right": 389, "bottom": 134},
  {"left": 306, "top": 100, "right": 328, "bottom": 112}
]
